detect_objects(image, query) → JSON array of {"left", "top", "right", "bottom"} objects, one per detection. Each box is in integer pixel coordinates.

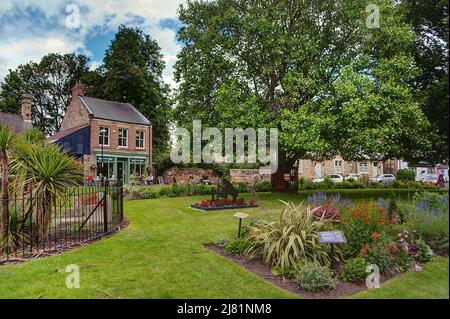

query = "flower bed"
[{"left": 191, "top": 198, "right": 258, "bottom": 211}]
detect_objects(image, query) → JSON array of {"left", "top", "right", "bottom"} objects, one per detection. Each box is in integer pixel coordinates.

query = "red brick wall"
[{"left": 90, "top": 118, "right": 151, "bottom": 157}]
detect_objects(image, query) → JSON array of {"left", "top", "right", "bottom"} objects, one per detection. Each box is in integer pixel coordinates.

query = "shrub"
[
  {"left": 223, "top": 238, "right": 250, "bottom": 256},
  {"left": 413, "top": 238, "right": 434, "bottom": 262},
  {"left": 397, "top": 169, "right": 415, "bottom": 181},
  {"left": 214, "top": 234, "right": 230, "bottom": 248},
  {"left": 296, "top": 263, "right": 336, "bottom": 292},
  {"left": 311, "top": 204, "right": 340, "bottom": 220},
  {"left": 254, "top": 181, "right": 271, "bottom": 192},
  {"left": 232, "top": 183, "right": 247, "bottom": 193},
  {"left": 359, "top": 233, "right": 412, "bottom": 274},
  {"left": 246, "top": 201, "right": 331, "bottom": 273},
  {"left": 341, "top": 257, "right": 368, "bottom": 282}
]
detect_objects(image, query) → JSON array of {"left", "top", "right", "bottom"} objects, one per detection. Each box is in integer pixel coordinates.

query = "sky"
[{"left": 0, "top": 0, "right": 186, "bottom": 87}]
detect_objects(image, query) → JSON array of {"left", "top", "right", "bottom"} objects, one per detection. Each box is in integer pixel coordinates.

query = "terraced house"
[{"left": 49, "top": 82, "right": 152, "bottom": 184}]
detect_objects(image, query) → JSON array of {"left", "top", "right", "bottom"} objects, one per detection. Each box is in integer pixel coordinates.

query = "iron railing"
[{"left": 0, "top": 184, "right": 124, "bottom": 262}]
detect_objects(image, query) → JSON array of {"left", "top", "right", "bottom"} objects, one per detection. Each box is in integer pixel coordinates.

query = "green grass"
[
  {"left": 352, "top": 257, "right": 449, "bottom": 299},
  {"left": 0, "top": 193, "right": 448, "bottom": 299}
]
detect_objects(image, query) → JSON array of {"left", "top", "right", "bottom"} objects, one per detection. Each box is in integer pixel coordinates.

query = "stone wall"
[
  {"left": 162, "top": 167, "right": 220, "bottom": 185},
  {"left": 229, "top": 169, "right": 271, "bottom": 185}
]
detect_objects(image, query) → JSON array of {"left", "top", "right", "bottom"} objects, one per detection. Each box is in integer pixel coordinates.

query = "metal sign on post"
[
  {"left": 233, "top": 212, "right": 249, "bottom": 238},
  {"left": 318, "top": 231, "right": 347, "bottom": 269},
  {"left": 318, "top": 231, "right": 347, "bottom": 244}
]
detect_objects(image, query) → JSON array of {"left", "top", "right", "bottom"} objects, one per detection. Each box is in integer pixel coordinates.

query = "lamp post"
[{"left": 100, "top": 129, "right": 106, "bottom": 186}]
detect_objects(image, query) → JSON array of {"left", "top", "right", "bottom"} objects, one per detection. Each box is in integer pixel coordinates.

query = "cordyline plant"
[
  {"left": 10, "top": 142, "right": 83, "bottom": 240},
  {"left": 0, "top": 124, "right": 18, "bottom": 245},
  {"left": 246, "top": 201, "right": 337, "bottom": 273}
]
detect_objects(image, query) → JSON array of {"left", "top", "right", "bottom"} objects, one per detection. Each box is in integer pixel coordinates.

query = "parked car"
[
  {"left": 313, "top": 174, "right": 344, "bottom": 183},
  {"left": 421, "top": 174, "right": 441, "bottom": 186},
  {"left": 369, "top": 174, "right": 396, "bottom": 184},
  {"left": 344, "top": 173, "right": 362, "bottom": 181}
]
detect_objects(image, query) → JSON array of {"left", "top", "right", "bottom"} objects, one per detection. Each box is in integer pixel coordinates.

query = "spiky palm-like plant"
[
  {"left": 0, "top": 124, "right": 18, "bottom": 241},
  {"left": 11, "top": 143, "right": 83, "bottom": 239},
  {"left": 20, "top": 127, "right": 46, "bottom": 144},
  {"left": 246, "top": 201, "right": 333, "bottom": 273}
]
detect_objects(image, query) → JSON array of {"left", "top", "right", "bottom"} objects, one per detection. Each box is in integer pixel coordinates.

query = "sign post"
[
  {"left": 318, "top": 231, "right": 347, "bottom": 269},
  {"left": 233, "top": 212, "right": 249, "bottom": 238}
]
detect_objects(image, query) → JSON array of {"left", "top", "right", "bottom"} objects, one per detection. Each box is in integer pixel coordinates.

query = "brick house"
[
  {"left": 298, "top": 155, "right": 384, "bottom": 180},
  {"left": 49, "top": 82, "right": 152, "bottom": 184}
]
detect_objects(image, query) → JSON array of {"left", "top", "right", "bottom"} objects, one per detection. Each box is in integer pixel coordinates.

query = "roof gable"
[{"left": 79, "top": 96, "right": 150, "bottom": 125}]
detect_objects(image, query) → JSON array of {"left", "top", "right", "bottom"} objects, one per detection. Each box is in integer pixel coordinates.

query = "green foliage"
[
  {"left": 214, "top": 234, "right": 230, "bottom": 249},
  {"left": 99, "top": 25, "right": 171, "bottom": 160},
  {"left": 422, "top": 233, "right": 448, "bottom": 256},
  {"left": 254, "top": 181, "right": 271, "bottom": 192},
  {"left": 414, "top": 238, "right": 434, "bottom": 263},
  {"left": 341, "top": 257, "right": 368, "bottom": 282},
  {"left": 223, "top": 238, "right": 250, "bottom": 256},
  {"left": 400, "top": 0, "right": 449, "bottom": 164},
  {"left": 361, "top": 235, "right": 412, "bottom": 274},
  {"left": 232, "top": 183, "right": 247, "bottom": 193},
  {"left": 399, "top": 192, "right": 449, "bottom": 237},
  {"left": 246, "top": 201, "right": 331, "bottom": 273},
  {"left": 296, "top": 263, "right": 336, "bottom": 292},
  {"left": 175, "top": 0, "right": 432, "bottom": 165},
  {"left": 340, "top": 206, "right": 392, "bottom": 258},
  {"left": 0, "top": 53, "right": 89, "bottom": 134},
  {"left": 397, "top": 169, "right": 415, "bottom": 181},
  {"left": 123, "top": 184, "right": 213, "bottom": 200},
  {"left": 11, "top": 143, "right": 84, "bottom": 198}
]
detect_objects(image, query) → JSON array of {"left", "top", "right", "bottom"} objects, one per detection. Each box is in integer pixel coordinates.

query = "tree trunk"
[
  {"left": 1, "top": 153, "right": 9, "bottom": 241},
  {"left": 270, "top": 150, "right": 298, "bottom": 193}
]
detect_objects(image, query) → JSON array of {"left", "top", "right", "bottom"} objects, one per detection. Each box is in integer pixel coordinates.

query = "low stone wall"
[
  {"left": 229, "top": 169, "right": 270, "bottom": 185},
  {"left": 162, "top": 167, "right": 220, "bottom": 185}
]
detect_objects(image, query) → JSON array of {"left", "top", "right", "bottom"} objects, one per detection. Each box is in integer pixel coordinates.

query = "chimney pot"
[
  {"left": 71, "top": 81, "right": 85, "bottom": 102},
  {"left": 20, "top": 93, "right": 32, "bottom": 122}
]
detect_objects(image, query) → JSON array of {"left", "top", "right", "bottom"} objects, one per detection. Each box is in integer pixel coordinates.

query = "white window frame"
[
  {"left": 118, "top": 128, "right": 128, "bottom": 147},
  {"left": 359, "top": 162, "right": 368, "bottom": 174},
  {"left": 334, "top": 160, "right": 342, "bottom": 173},
  {"left": 99, "top": 126, "right": 110, "bottom": 146},
  {"left": 136, "top": 130, "right": 145, "bottom": 149}
]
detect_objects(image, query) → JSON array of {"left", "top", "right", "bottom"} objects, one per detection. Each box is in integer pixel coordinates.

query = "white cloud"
[{"left": 0, "top": 0, "right": 184, "bottom": 86}]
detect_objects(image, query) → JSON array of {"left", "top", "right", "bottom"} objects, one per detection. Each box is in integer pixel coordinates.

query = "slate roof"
[
  {"left": 47, "top": 124, "right": 89, "bottom": 143},
  {"left": 0, "top": 112, "right": 32, "bottom": 132},
  {"left": 79, "top": 96, "right": 150, "bottom": 125}
]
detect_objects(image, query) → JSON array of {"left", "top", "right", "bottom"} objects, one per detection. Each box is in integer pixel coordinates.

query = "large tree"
[
  {"left": 400, "top": 0, "right": 449, "bottom": 164},
  {"left": 97, "top": 25, "right": 172, "bottom": 162},
  {"left": 0, "top": 53, "right": 89, "bottom": 135},
  {"left": 174, "top": 0, "right": 432, "bottom": 191}
]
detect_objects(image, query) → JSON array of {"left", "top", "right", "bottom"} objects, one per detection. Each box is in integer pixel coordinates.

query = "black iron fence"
[{"left": 0, "top": 184, "right": 123, "bottom": 262}]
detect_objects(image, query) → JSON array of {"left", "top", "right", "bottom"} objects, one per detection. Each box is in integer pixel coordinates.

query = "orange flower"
[
  {"left": 371, "top": 232, "right": 379, "bottom": 241},
  {"left": 359, "top": 244, "right": 369, "bottom": 257}
]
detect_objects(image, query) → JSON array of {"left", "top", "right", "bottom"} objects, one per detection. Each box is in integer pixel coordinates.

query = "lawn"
[{"left": 0, "top": 193, "right": 448, "bottom": 299}]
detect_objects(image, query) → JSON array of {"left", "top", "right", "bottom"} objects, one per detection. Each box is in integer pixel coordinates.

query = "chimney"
[
  {"left": 20, "top": 94, "right": 32, "bottom": 122},
  {"left": 71, "top": 81, "right": 84, "bottom": 102}
]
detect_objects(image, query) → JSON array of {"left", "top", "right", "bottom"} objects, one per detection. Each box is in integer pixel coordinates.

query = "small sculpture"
[{"left": 212, "top": 178, "right": 238, "bottom": 201}]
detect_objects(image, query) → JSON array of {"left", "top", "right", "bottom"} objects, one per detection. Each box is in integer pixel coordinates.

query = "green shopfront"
[{"left": 94, "top": 151, "right": 149, "bottom": 184}]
